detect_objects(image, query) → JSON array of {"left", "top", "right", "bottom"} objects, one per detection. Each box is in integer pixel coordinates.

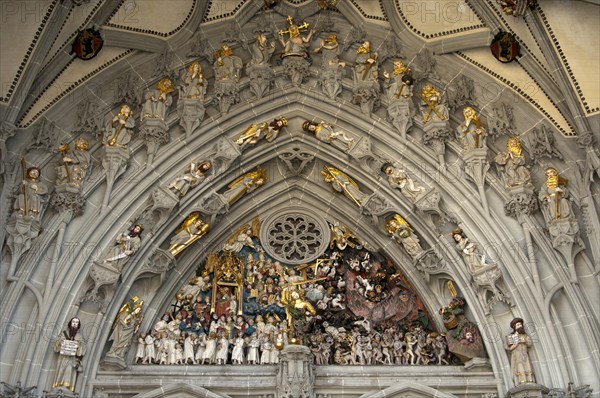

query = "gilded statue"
[
  {"left": 141, "top": 78, "right": 174, "bottom": 121},
  {"left": 104, "top": 104, "right": 135, "bottom": 148},
  {"left": 222, "top": 167, "right": 267, "bottom": 205},
  {"left": 56, "top": 138, "right": 90, "bottom": 190},
  {"left": 383, "top": 60, "right": 413, "bottom": 100},
  {"left": 321, "top": 165, "right": 367, "bottom": 207},
  {"left": 180, "top": 61, "right": 206, "bottom": 100},
  {"left": 168, "top": 160, "right": 212, "bottom": 198},
  {"left": 235, "top": 117, "right": 287, "bottom": 149},
  {"left": 106, "top": 297, "right": 145, "bottom": 360},
  {"left": 222, "top": 217, "right": 260, "bottom": 252},
  {"left": 383, "top": 60, "right": 414, "bottom": 136},
  {"left": 213, "top": 43, "right": 242, "bottom": 82},
  {"left": 169, "top": 212, "right": 210, "bottom": 256},
  {"left": 418, "top": 84, "right": 447, "bottom": 124},
  {"left": 385, "top": 214, "right": 424, "bottom": 259},
  {"left": 280, "top": 280, "right": 318, "bottom": 344},
  {"left": 353, "top": 41, "right": 378, "bottom": 82},
  {"left": 278, "top": 16, "right": 315, "bottom": 58},
  {"left": 539, "top": 167, "right": 572, "bottom": 222},
  {"left": 494, "top": 136, "right": 531, "bottom": 187},
  {"left": 315, "top": 34, "right": 346, "bottom": 100},
  {"left": 14, "top": 160, "right": 48, "bottom": 219},
  {"left": 457, "top": 106, "right": 486, "bottom": 152}
]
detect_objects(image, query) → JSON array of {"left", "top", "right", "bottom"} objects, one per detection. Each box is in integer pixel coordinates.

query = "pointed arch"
[
  {"left": 359, "top": 382, "right": 458, "bottom": 398},
  {"left": 133, "top": 383, "right": 231, "bottom": 398}
]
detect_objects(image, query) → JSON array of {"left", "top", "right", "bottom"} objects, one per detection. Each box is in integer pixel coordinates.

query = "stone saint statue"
[
  {"left": 104, "top": 104, "right": 135, "bottom": 148},
  {"left": 169, "top": 213, "right": 210, "bottom": 256},
  {"left": 14, "top": 162, "right": 48, "bottom": 219},
  {"left": 106, "top": 298, "right": 144, "bottom": 360},
  {"left": 506, "top": 317, "right": 535, "bottom": 386},
  {"left": 539, "top": 167, "right": 572, "bottom": 222},
  {"left": 180, "top": 61, "right": 206, "bottom": 100},
  {"left": 235, "top": 117, "right": 288, "bottom": 150},
  {"left": 56, "top": 138, "right": 91, "bottom": 190},
  {"left": 457, "top": 106, "right": 486, "bottom": 153},
  {"left": 494, "top": 136, "right": 532, "bottom": 188},
  {"left": 141, "top": 78, "right": 174, "bottom": 121},
  {"left": 302, "top": 120, "right": 354, "bottom": 150},
  {"left": 248, "top": 33, "right": 276, "bottom": 66},
  {"left": 98, "top": 224, "right": 143, "bottom": 271},
  {"left": 213, "top": 43, "right": 242, "bottom": 82},
  {"left": 222, "top": 167, "right": 267, "bottom": 205},
  {"left": 168, "top": 161, "right": 212, "bottom": 198},
  {"left": 353, "top": 41, "right": 378, "bottom": 83},
  {"left": 418, "top": 84, "right": 448, "bottom": 124},
  {"left": 278, "top": 17, "right": 314, "bottom": 58},
  {"left": 321, "top": 165, "right": 368, "bottom": 207},
  {"left": 381, "top": 162, "right": 426, "bottom": 203},
  {"left": 52, "top": 317, "right": 86, "bottom": 392},
  {"left": 278, "top": 16, "right": 315, "bottom": 85},
  {"left": 383, "top": 60, "right": 414, "bottom": 136},
  {"left": 385, "top": 214, "right": 424, "bottom": 259}
]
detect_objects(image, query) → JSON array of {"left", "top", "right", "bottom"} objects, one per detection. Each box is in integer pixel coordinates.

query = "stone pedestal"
[
  {"left": 464, "top": 147, "right": 490, "bottom": 213},
  {"left": 101, "top": 355, "right": 127, "bottom": 371},
  {"left": 178, "top": 98, "right": 205, "bottom": 138},
  {"left": 505, "top": 383, "right": 549, "bottom": 398},
  {"left": 276, "top": 345, "right": 314, "bottom": 398},
  {"left": 139, "top": 119, "right": 169, "bottom": 164},
  {"left": 464, "top": 356, "right": 492, "bottom": 371},
  {"left": 6, "top": 215, "right": 41, "bottom": 278},
  {"left": 43, "top": 386, "right": 78, "bottom": 398}
]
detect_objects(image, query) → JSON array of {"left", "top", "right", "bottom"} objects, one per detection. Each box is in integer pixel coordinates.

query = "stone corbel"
[
  {"left": 463, "top": 148, "right": 490, "bottom": 214},
  {"left": 211, "top": 136, "right": 242, "bottom": 175},
  {"left": 139, "top": 119, "right": 170, "bottom": 164},
  {"left": 5, "top": 216, "right": 42, "bottom": 279},
  {"left": 133, "top": 248, "right": 176, "bottom": 281},
  {"left": 177, "top": 98, "right": 206, "bottom": 138},
  {"left": 101, "top": 146, "right": 130, "bottom": 211}
]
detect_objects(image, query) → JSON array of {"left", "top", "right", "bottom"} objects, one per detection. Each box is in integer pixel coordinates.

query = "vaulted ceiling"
[{"left": 1, "top": 0, "right": 598, "bottom": 136}]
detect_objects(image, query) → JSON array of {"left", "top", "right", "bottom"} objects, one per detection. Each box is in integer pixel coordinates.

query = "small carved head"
[
  {"left": 75, "top": 137, "right": 90, "bottom": 151},
  {"left": 119, "top": 104, "right": 132, "bottom": 118},
  {"left": 510, "top": 317, "right": 525, "bottom": 333},
  {"left": 302, "top": 120, "right": 318, "bottom": 132},
  {"left": 157, "top": 78, "right": 174, "bottom": 94},
  {"left": 381, "top": 162, "right": 394, "bottom": 174},
  {"left": 392, "top": 60, "right": 410, "bottom": 76},
  {"left": 451, "top": 228, "right": 464, "bottom": 242},
  {"left": 26, "top": 167, "right": 41, "bottom": 180},
  {"left": 463, "top": 106, "right": 477, "bottom": 121},
  {"left": 187, "top": 61, "right": 202, "bottom": 74},
  {"left": 357, "top": 41, "right": 371, "bottom": 54},
  {"left": 507, "top": 136, "right": 522, "bottom": 155},
  {"left": 420, "top": 84, "right": 440, "bottom": 101}
]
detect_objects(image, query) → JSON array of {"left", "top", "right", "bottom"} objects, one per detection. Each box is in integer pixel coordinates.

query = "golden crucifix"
[{"left": 278, "top": 16, "right": 309, "bottom": 39}]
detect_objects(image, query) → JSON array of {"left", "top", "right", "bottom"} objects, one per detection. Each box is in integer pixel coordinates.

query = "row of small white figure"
[
  {"left": 135, "top": 333, "right": 279, "bottom": 365},
  {"left": 311, "top": 332, "right": 449, "bottom": 366}
]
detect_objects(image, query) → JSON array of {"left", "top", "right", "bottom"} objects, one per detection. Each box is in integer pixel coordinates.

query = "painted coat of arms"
[
  {"left": 72, "top": 28, "right": 104, "bottom": 60},
  {"left": 490, "top": 31, "right": 521, "bottom": 63}
]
